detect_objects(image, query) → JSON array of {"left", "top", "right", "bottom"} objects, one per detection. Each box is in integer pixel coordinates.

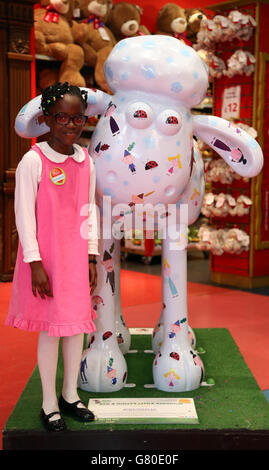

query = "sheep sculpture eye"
[
  {"left": 157, "top": 109, "right": 182, "bottom": 136},
  {"left": 126, "top": 102, "right": 154, "bottom": 129},
  {"left": 166, "top": 116, "right": 179, "bottom": 124},
  {"left": 134, "top": 109, "right": 148, "bottom": 118}
]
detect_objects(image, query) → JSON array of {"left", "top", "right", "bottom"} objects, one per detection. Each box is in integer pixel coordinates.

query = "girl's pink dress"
[{"left": 6, "top": 144, "right": 97, "bottom": 337}]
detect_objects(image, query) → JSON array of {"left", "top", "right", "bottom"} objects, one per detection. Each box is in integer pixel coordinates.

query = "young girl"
[{"left": 6, "top": 82, "right": 99, "bottom": 432}]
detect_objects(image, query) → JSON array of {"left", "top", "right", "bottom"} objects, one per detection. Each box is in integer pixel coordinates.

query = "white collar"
[{"left": 37, "top": 142, "right": 85, "bottom": 163}]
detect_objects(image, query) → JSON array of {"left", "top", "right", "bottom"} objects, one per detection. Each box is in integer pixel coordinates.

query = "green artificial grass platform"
[{"left": 3, "top": 328, "right": 269, "bottom": 450}]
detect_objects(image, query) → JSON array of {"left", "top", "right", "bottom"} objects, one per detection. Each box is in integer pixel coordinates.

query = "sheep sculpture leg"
[
  {"left": 153, "top": 223, "right": 204, "bottom": 392},
  {"left": 78, "top": 229, "right": 127, "bottom": 393}
]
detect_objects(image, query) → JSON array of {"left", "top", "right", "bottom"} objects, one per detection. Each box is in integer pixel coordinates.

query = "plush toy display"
[
  {"left": 107, "top": 2, "right": 150, "bottom": 41},
  {"left": 195, "top": 10, "right": 256, "bottom": 51},
  {"left": 156, "top": 3, "right": 189, "bottom": 44},
  {"left": 34, "top": 0, "right": 86, "bottom": 87},
  {"left": 201, "top": 192, "right": 252, "bottom": 218},
  {"left": 224, "top": 49, "right": 256, "bottom": 78},
  {"left": 72, "top": 0, "right": 116, "bottom": 91},
  {"left": 197, "top": 225, "right": 250, "bottom": 255},
  {"left": 185, "top": 8, "right": 207, "bottom": 45}
]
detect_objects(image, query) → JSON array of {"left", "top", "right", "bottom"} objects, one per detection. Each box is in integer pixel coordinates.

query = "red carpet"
[{"left": 1, "top": 271, "right": 269, "bottom": 448}]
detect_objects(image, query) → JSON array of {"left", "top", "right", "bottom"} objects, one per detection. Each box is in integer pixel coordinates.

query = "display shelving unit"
[{"left": 206, "top": 0, "right": 269, "bottom": 288}]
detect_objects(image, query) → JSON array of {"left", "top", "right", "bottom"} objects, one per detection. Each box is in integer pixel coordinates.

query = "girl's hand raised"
[{"left": 30, "top": 261, "right": 53, "bottom": 299}]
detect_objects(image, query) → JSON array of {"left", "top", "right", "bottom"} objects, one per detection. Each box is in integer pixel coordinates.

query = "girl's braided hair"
[{"left": 41, "top": 82, "right": 88, "bottom": 116}]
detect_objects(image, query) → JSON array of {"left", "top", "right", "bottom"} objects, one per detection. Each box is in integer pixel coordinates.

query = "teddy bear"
[
  {"left": 196, "top": 224, "right": 213, "bottom": 252},
  {"left": 223, "top": 228, "right": 249, "bottom": 254},
  {"left": 224, "top": 49, "right": 256, "bottom": 78},
  {"left": 194, "top": 17, "right": 215, "bottom": 51},
  {"left": 107, "top": 2, "right": 150, "bottom": 42},
  {"left": 207, "top": 52, "right": 226, "bottom": 79},
  {"left": 211, "top": 193, "right": 230, "bottom": 217},
  {"left": 185, "top": 8, "right": 207, "bottom": 45},
  {"left": 205, "top": 159, "right": 234, "bottom": 185},
  {"left": 156, "top": 3, "right": 190, "bottom": 45},
  {"left": 228, "top": 194, "right": 252, "bottom": 217},
  {"left": 201, "top": 192, "right": 215, "bottom": 218},
  {"left": 72, "top": 0, "right": 116, "bottom": 91},
  {"left": 34, "top": 0, "right": 86, "bottom": 87}
]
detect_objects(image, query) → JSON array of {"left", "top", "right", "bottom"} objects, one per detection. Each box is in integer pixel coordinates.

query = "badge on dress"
[{"left": 50, "top": 167, "right": 66, "bottom": 185}]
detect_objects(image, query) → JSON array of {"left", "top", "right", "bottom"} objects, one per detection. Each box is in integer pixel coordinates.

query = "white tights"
[{"left": 37, "top": 331, "right": 85, "bottom": 420}]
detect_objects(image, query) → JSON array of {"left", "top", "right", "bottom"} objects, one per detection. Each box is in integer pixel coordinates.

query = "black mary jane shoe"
[
  {"left": 40, "top": 409, "right": 66, "bottom": 432},
  {"left": 59, "top": 395, "right": 95, "bottom": 422}
]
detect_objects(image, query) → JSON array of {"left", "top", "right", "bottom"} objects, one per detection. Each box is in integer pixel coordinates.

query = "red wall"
[{"left": 112, "top": 0, "right": 226, "bottom": 33}]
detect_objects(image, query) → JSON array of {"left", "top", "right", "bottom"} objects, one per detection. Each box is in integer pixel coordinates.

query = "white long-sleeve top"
[{"left": 15, "top": 142, "right": 99, "bottom": 262}]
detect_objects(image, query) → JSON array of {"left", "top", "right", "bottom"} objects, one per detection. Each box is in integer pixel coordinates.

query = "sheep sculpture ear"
[
  {"left": 192, "top": 114, "right": 263, "bottom": 178},
  {"left": 14, "top": 88, "right": 111, "bottom": 138}
]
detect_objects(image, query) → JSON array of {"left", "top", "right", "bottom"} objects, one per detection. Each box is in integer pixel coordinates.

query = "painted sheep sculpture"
[{"left": 14, "top": 35, "right": 263, "bottom": 393}]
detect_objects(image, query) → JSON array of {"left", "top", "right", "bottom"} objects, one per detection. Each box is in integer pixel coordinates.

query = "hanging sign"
[{"left": 221, "top": 86, "right": 241, "bottom": 120}]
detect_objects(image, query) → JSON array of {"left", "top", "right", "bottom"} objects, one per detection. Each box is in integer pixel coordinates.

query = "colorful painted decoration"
[
  {"left": 170, "top": 352, "right": 180, "bottom": 361},
  {"left": 103, "top": 331, "right": 113, "bottom": 341},
  {"left": 14, "top": 35, "right": 263, "bottom": 393},
  {"left": 145, "top": 160, "right": 158, "bottom": 170}
]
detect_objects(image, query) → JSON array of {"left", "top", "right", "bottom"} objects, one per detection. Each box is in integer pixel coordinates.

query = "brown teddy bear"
[
  {"left": 72, "top": 0, "right": 116, "bottom": 91},
  {"left": 156, "top": 3, "right": 190, "bottom": 45},
  {"left": 34, "top": 0, "right": 86, "bottom": 87},
  {"left": 185, "top": 8, "right": 207, "bottom": 45},
  {"left": 107, "top": 2, "right": 150, "bottom": 42}
]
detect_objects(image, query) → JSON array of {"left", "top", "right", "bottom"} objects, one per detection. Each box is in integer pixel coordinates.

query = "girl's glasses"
[{"left": 49, "top": 112, "right": 88, "bottom": 126}]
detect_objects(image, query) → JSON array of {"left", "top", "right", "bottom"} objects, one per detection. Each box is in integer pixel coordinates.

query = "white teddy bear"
[
  {"left": 194, "top": 11, "right": 256, "bottom": 51},
  {"left": 224, "top": 49, "right": 256, "bottom": 77},
  {"left": 197, "top": 225, "right": 250, "bottom": 255}
]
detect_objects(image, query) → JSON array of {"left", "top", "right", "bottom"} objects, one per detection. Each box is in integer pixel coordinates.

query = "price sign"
[{"left": 221, "top": 86, "right": 241, "bottom": 120}]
